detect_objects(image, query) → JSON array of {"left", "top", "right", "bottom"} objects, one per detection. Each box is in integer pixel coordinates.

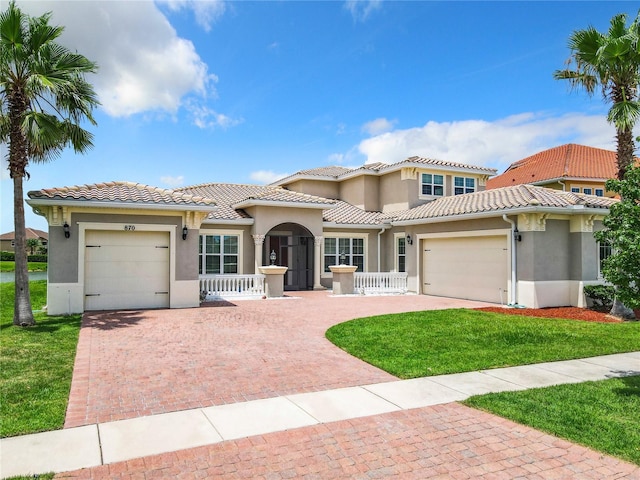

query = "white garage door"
[
  {"left": 423, "top": 235, "right": 508, "bottom": 304},
  {"left": 84, "top": 230, "right": 170, "bottom": 311}
]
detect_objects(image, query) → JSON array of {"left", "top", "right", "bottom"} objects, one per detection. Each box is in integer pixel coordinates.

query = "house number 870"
[{"left": 124, "top": 225, "right": 136, "bottom": 231}]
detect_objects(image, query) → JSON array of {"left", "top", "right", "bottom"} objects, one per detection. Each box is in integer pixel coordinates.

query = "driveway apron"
[{"left": 65, "top": 292, "right": 490, "bottom": 427}]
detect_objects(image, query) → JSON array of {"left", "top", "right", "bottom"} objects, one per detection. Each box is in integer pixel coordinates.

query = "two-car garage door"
[
  {"left": 423, "top": 235, "right": 508, "bottom": 304},
  {"left": 84, "top": 230, "right": 170, "bottom": 311}
]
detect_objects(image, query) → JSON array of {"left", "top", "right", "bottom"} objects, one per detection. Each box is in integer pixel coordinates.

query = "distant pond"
[{"left": 0, "top": 271, "right": 48, "bottom": 283}]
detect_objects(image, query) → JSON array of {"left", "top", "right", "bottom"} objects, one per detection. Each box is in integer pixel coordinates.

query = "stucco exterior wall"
[
  {"left": 379, "top": 170, "right": 412, "bottom": 212},
  {"left": 285, "top": 179, "right": 340, "bottom": 199},
  {"left": 248, "top": 206, "right": 324, "bottom": 237},
  {"left": 338, "top": 176, "right": 380, "bottom": 211},
  {"left": 517, "top": 220, "right": 569, "bottom": 282}
]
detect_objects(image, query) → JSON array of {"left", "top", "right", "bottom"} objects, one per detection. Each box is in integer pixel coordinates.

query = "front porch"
[{"left": 199, "top": 271, "right": 409, "bottom": 301}]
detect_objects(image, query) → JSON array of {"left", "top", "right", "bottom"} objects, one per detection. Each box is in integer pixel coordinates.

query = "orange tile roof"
[
  {"left": 486, "top": 144, "right": 624, "bottom": 189},
  {"left": 0, "top": 228, "right": 48, "bottom": 241}
]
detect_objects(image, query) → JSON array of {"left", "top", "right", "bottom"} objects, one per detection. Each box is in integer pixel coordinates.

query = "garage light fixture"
[
  {"left": 406, "top": 234, "right": 413, "bottom": 245},
  {"left": 63, "top": 222, "right": 70, "bottom": 239},
  {"left": 514, "top": 228, "right": 522, "bottom": 242},
  {"left": 182, "top": 225, "right": 188, "bottom": 240}
]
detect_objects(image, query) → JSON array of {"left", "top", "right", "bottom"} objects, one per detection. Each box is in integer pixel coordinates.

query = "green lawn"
[
  {"left": 325, "top": 309, "right": 640, "bottom": 378},
  {"left": 464, "top": 376, "right": 640, "bottom": 465},
  {"left": 0, "top": 281, "right": 82, "bottom": 438},
  {"left": 0, "top": 261, "right": 48, "bottom": 272}
]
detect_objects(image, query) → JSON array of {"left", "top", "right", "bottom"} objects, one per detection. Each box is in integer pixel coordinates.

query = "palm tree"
[
  {"left": 554, "top": 12, "right": 640, "bottom": 320},
  {"left": 554, "top": 12, "right": 640, "bottom": 180},
  {"left": 1, "top": 2, "right": 99, "bottom": 326}
]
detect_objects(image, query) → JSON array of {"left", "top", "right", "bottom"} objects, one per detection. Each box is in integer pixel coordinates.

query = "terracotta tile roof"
[
  {"left": 239, "top": 188, "right": 337, "bottom": 206},
  {"left": 387, "top": 156, "right": 497, "bottom": 174},
  {"left": 176, "top": 183, "right": 272, "bottom": 220},
  {"left": 323, "top": 201, "right": 385, "bottom": 225},
  {"left": 0, "top": 228, "right": 48, "bottom": 240},
  {"left": 176, "top": 183, "right": 336, "bottom": 221},
  {"left": 274, "top": 157, "right": 497, "bottom": 185},
  {"left": 392, "top": 184, "right": 617, "bottom": 222},
  {"left": 28, "top": 181, "right": 215, "bottom": 207},
  {"left": 486, "top": 144, "right": 633, "bottom": 189}
]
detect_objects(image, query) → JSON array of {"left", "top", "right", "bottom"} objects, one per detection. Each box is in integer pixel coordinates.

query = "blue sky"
[{"left": 2, "top": 0, "right": 637, "bottom": 232}]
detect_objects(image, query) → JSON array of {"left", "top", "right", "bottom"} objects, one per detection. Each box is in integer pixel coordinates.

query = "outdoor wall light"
[
  {"left": 63, "top": 222, "right": 70, "bottom": 239},
  {"left": 514, "top": 228, "right": 522, "bottom": 242},
  {"left": 182, "top": 225, "right": 188, "bottom": 240},
  {"left": 406, "top": 234, "right": 413, "bottom": 245},
  {"left": 270, "top": 250, "right": 277, "bottom": 265}
]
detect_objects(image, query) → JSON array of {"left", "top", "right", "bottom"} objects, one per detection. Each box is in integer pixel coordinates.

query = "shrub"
[
  {"left": 584, "top": 285, "right": 615, "bottom": 309},
  {"left": 1, "top": 251, "right": 15, "bottom": 261},
  {"left": 27, "top": 254, "right": 48, "bottom": 262}
]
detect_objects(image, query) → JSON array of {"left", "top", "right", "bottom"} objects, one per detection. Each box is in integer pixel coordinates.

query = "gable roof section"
[
  {"left": 486, "top": 144, "right": 625, "bottom": 189},
  {"left": 0, "top": 228, "right": 48, "bottom": 241},
  {"left": 323, "top": 201, "right": 385, "bottom": 226},
  {"left": 392, "top": 184, "right": 616, "bottom": 224},
  {"left": 272, "top": 157, "right": 497, "bottom": 186},
  {"left": 176, "top": 183, "right": 336, "bottom": 221},
  {"left": 28, "top": 181, "right": 216, "bottom": 211}
]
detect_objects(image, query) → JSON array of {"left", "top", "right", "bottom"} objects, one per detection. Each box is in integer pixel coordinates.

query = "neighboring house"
[
  {"left": 486, "top": 143, "right": 628, "bottom": 197},
  {"left": 26, "top": 155, "right": 615, "bottom": 315},
  {"left": 0, "top": 228, "right": 48, "bottom": 254}
]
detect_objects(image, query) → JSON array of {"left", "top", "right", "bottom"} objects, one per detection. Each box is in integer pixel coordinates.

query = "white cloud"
[
  {"left": 327, "top": 153, "right": 345, "bottom": 164},
  {"left": 160, "top": 175, "right": 184, "bottom": 187},
  {"left": 187, "top": 101, "right": 244, "bottom": 129},
  {"left": 362, "top": 117, "right": 396, "bottom": 136},
  {"left": 356, "top": 112, "right": 621, "bottom": 170},
  {"left": 17, "top": 1, "right": 224, "bottom": 121},
  {"left": 344, "top": 0, "right": 382, "bottom": 22},
  {"left": 250, "top": 170, "right": 290, "bottom": 185},
  {"left": 160, "top": 0, "right": 226, "bottom": 32}
]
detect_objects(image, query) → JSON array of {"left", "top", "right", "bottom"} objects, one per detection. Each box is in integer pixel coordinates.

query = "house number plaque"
[{"left": 124, "top": 225, "right": 136, "bottom": 231}]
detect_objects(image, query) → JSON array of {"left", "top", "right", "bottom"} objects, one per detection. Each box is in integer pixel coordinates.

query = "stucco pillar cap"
[
  {"left": 258, "top": 266, "right": 288, "bottom": 275},
  {"left": 328, "top": 265, "right": 358, "bottom": 273}
]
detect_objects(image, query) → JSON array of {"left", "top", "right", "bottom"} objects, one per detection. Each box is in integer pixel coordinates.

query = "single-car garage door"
[
  {"left": 84, "top": 230, "right": 170, "bottom": 311},
  {"left": 423, "top": 235, "right": 508, "bottom": 304}
]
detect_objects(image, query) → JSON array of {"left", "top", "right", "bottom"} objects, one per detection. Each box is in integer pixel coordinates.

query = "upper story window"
[
  {"left": 583, "top": 187, "right": 592, "bottom": 195},
  {"left": 454, "top": 177, "right": 475, "bottom": 195},
  {"left": 421, "top": 173, "right": 444, "bottom": 197},
  {"left": 571, "top": 187, "right": 580, "bottom": 193},
  {"left": 199, "top": 234, "right": 239, "bottom": 274},
  {"left": 595, "top": 189, "right": 604, "bottom": 197}
]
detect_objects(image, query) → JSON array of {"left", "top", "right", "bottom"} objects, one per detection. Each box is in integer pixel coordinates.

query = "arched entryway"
[{"left": 265, "top": 223, "right": 314, "bottom": 291}]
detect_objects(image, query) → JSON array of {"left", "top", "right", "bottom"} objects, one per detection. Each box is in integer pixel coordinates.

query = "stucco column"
[
  {"left": 313, "top": 236, "right": 325, "bottom": 290},
  {"left": 252, "top": 234, "right": 265, "bottom": 274}
]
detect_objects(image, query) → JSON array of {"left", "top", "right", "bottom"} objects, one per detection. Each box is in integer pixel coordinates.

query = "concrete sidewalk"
[{"left": 2, "top": 352, "right": 638, "bottom": 478}]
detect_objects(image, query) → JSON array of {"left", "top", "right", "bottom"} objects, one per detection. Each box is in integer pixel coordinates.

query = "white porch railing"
[
  {"left": 354, "top": 272, "right": 408, "bottom": 295},
  {"left": 200, "top": 274, "right": 266, "bottom": 301}
]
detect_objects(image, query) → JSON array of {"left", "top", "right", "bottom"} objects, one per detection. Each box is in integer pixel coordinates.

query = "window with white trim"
[
  {"left": 583, "top": 187, "right": 592, "bottom": 195},
  {"left": 595, "top": 188, "right": 604, "bottom": 197},
  {"left": 396, "top": 236, "right": 406, "bottom": 272},
  {"left": 199, "top": 234, "right": 239, "bottom": 274},
  {"left": 421, "top": 173, "right": 444, "bottom": 196},
  {"left": 598, "top": 241, "right": 612, "bottom": 278},
  {"left": 454, "top": 176, "right": 475, "bottom": 195},
  {"left": 570, "top": 187, "right": 580, "bottom": 193},
  {"left": 324, "top": 237, "right": 364, "bottom": 272}
]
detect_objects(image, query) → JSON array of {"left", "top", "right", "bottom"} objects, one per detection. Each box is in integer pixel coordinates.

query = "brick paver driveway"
[
  {"left": 58, "top": 292, "right": 640, "bottom": 479},
  {"left": 66, "top": 292, "right": 489, "bottom": 427}
]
